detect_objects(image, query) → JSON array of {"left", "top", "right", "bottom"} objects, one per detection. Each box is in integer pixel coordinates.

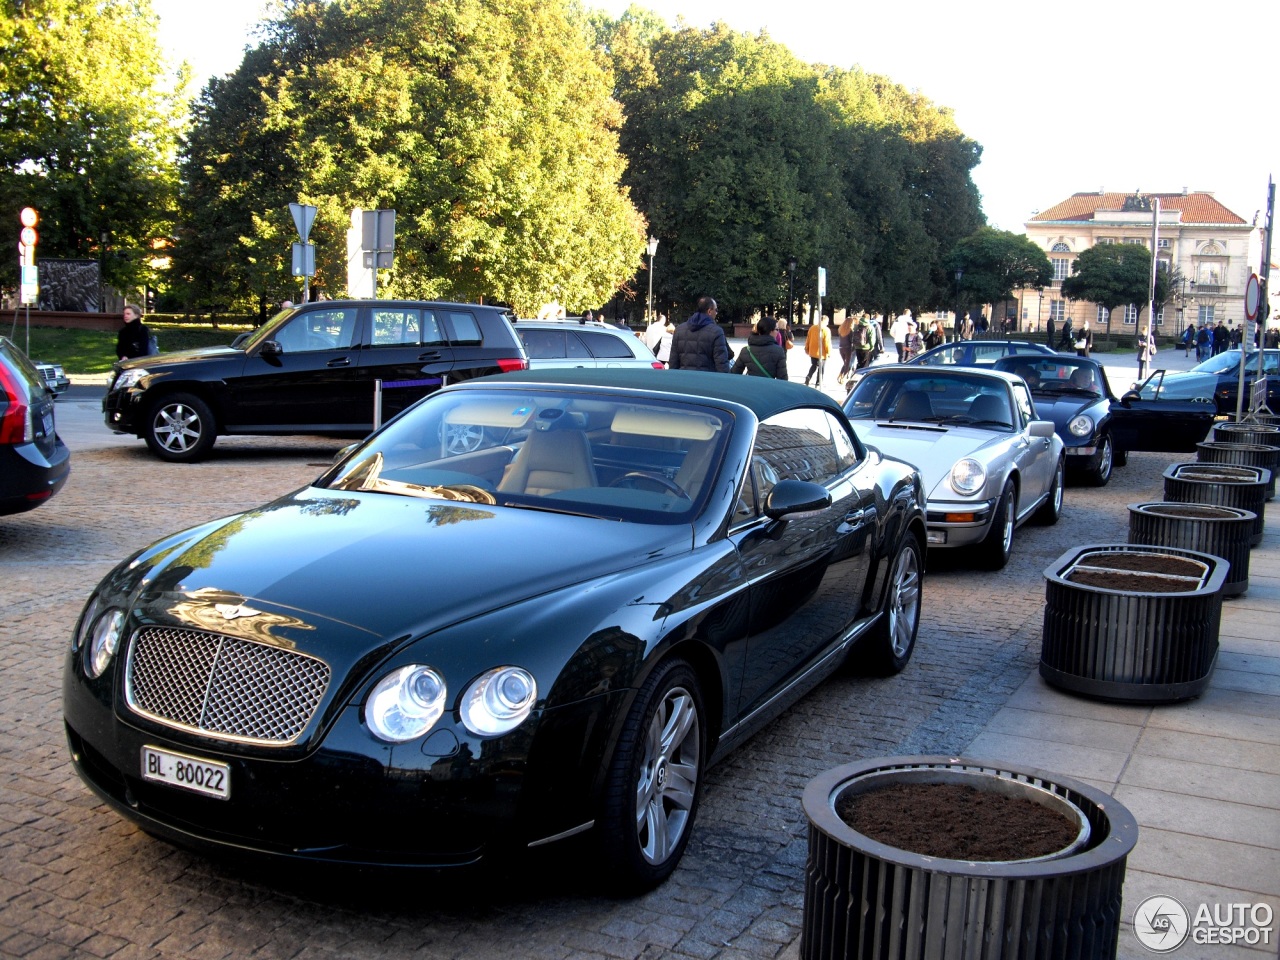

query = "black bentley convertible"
[{"left": 64, "top": 369, "right": 926, "bottom": 891}]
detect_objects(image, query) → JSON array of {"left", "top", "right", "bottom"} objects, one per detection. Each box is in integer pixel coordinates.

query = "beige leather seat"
[{"left": 497, "top": 429, "right": 597, "bottom": 496}]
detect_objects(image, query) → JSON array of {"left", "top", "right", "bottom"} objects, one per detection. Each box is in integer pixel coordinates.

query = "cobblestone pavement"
[{"left": 1, "top": 391, "right": 1182, "bottom": 960}]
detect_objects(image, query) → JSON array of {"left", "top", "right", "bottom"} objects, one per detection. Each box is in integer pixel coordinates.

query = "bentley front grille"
[{"left": 125, "top": 627, "right": 331, "bottom": 746}]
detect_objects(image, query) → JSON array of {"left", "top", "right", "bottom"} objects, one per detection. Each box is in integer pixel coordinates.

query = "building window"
[
  {"left": 1051, "top": 242, "right": 1071, "bottom": 253},
  {"left": 1157, "top": 238, "right": 1171, "bottom": 249},
  {"left": 1022, "top": 307, "right": 1029, "bottom": 321},
  {"left": 1052, "top": 258, "right": 1070, "bottom": 281},
  {"left": 1123, "top": 238, "right": 1146, "bottom": 246},
  {"left": 1124, "top": 304, "right": 1139, "bottom": 325},
  {"left": 1198, "top": 305, "right": 1215, "bottom": 325},
  {"left": 1098, "top": 237, "right": 1116, "bottom": 245},
  {"left": 1049, "top": 301, "right": 1066, "bottom": 322},
  {"left": 1096, "top": 305, "right": 1109, "bottom": 325}
]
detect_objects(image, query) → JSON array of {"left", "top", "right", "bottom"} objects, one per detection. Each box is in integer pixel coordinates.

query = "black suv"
[
  {"left": 1, "top": 336, "right": 71, "bottom": 515},
  {"left": 104, "top": 300, "right": 528, "bottom": 462}
]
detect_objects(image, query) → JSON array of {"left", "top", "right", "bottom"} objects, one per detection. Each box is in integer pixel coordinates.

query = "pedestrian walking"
[
  {"left": 668, "top": 297, "right": 730, "bottom": 372},
  {"left": 1196, "top": 324, "right": 1210, "bottom": 361},
  {"left": 115, "top": 303, "right": 152, "bottom": 360},
  {"left": 1136, "top": 326, "right": 1157, "bottom": 381},
  {"left": 1058, "top": 318, "right": 1074, "bottom": 351},
  {"left": 1213, "top": 320, "right": 1228, "bottom": 355},
  {"left": 803, "top": 316, "right": 831, "bottom": 387},
  {"left": 958, "top": 313, "right": 974, "bottom": 341},
  {"left": 901, "top": 320, "right": 923, "bottom": 361},
  {"left": 889, "top": 313, "right": 911, "bottom": 361},
  {"left": 853, "top": 315, "right": 877, "bottom": 372},
  {"left": 924, "top": 318, "right": 945, "bottom": 351},
  {"left": 836, "top": 316, "right": 855, "bottom": 383},
  {"left": 1074, "top": 321, "right": 1092, "bottom": 358},
  {"left": 731, "top": 315, "right": 788, "bottom": 379},
  {"left": 1181, "top": 322, "right": 1195, "bottom": 357}
]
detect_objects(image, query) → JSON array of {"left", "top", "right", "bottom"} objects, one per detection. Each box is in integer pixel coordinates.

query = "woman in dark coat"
[
  {"left": 115, "top": 303, "right": 151, "bottom": 360},
  {"left": 731, "top": 315, "right": 789, "bottom": 379}
]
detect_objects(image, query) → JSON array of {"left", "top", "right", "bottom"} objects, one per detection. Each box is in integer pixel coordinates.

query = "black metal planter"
[
  {"left": 1041, "top": 543, "right": 1226, "bottom": 703},
  {"left": 1212, "top": 421, "right": 1280, "bottom": 449},
  {"left": 1129, "top": 501, "right": 1255, "bottom": 597},
  {"left": 802, "top": 756, "right": 1139, "bottom": 960},
  {"left": 1197, "top": 441, "right": 1279, "bottom": 500},
  {"left": 1163, "top": 462, "right": 1269, "bottom": 546}
]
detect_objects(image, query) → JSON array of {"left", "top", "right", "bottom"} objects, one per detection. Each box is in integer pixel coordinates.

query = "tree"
[
  {"left": 0, "top": 0, "right": 187, "bottom": 295},
  {"left": 1060, "top": 242, "right": 1152, "bottom": 338},
  {"left": 948, "top": 228, "right": 1052, "bottom": 318},
  {"left": 172, "top": 0, "right": 646, "bottom": 315}
]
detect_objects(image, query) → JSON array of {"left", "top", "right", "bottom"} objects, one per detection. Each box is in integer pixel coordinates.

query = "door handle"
[
  {"left": 327, "top": 357, "right": 351, "bottom": 367},
  {"left": 418, "top": 351, "right": 443, "bottom": 362},
  {"left": 844, "top": 510, "right": 865, "bottom": 525}
]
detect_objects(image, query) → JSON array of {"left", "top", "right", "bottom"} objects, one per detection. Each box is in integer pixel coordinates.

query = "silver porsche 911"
[{"left": 842, "top": 366, "right": 1065, "bottom": 569}]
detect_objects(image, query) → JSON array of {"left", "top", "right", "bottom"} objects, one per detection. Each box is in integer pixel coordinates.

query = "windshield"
[
  {"left": 844, "top": 371, "right": 1015, "bottom": 431},
  {"left": 316, "top": 387, "right": 731, "bottom": 524},
  {"left": 992, "top": 357, "right": 1110, "bottom": 398},
  {"left": 1191, "top": 350, "right": 1275, "bottom": 376},
  {"left": 1135, "top": 371, "right": 1220, "bottom": 402}
]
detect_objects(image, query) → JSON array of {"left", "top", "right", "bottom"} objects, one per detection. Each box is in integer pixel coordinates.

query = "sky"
[{"left": 151, "top": 0, "right": 1278, "bottom": 242}]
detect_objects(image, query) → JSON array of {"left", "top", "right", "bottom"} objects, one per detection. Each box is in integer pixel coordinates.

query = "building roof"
[{"left": 1031, "top": 192, "right": 1247, "bottom": 226}]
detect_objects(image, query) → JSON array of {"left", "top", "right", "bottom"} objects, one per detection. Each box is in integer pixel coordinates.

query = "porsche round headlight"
[
  {"left": 1068, "top": 414, "right": 1093, "bottom": 438},
  {"left": 85, "top": 609, "right": 125, "bottom": 678},
  {"left": 950, "top": 458, "right": 986, "bottom": 495},
  {"left": 461, "top": 667, "right": 537, "bottom": 736},
  {"left": 366, "top": 665, "right": 446, "bottom": 742}
]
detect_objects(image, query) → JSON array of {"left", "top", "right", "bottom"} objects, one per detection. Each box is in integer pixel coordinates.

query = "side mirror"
[
  {"left": 258, "top": 340, "right": 282, "bottom": 356},
  {"left": 1120, "top": 390, "right": 1141, "bottom": 407},
  {"left": 763, "top": 479, "right": 832, "bottom": 520},
  {"left": 1028, "top": 420, "right": 1056, "bottom": 439}
]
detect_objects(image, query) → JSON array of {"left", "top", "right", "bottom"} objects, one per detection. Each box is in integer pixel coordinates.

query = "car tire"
[
  {"left": 1088, "top": 434, "right": 1114, "bottom": 486},
  {"left": 1034, "top": 456, "right": 1065, "bottom": 525},
  {"left": 860, "top": 534, "right": 923, "bottom": 676},
  {"left": 1113, "top": 446, "right": 1128, "bottom": 468},
  {"left": 976, "top": 478, "right": 1016, "bottom": 570},
  {"left": 144, "top": 393, "right": 216, "bottom": 463},
  {"left": 598, "top": 658, "right": 704, "bottom": 894}
]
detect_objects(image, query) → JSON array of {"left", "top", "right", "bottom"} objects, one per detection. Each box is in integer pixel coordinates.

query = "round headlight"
[
  {"left": 366, "top": 665, "right": 446, "bottom": 742},
  {"left": 949, "top": 458, "right": 986, "bottom": 495},
  {"left": 85, "top": 609, "right": 125, "bottom": 678},
  {"left": 1068, "top": 415, "right": 1093, "bottom": 438},
  {"left": 461, "top": 667, "right": 537, "bottom": 736}
]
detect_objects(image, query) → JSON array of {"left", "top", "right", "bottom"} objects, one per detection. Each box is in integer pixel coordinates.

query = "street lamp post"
[
  {"left": 954, "top": 268, "right": 964, "bottom": 341},
  {"left": 787, "top": 256, "right": 797, "bottom": 327},
  {"left": 646, "top": 236, "right": 659, "bottom": 324}
]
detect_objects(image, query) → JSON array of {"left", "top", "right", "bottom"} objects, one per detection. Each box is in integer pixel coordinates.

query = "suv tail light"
[
  {"left": 497, "top": 357, "right": 528, "bottom": 372},
  {"left": 0, "top": 363, "right": 33, "bottom": 443}
]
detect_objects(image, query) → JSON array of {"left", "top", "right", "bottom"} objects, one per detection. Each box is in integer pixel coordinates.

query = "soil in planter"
[
  {"left": 1175, "top": 467, "right": 1256, "bottom": 482},
  {"left": 836, "top": 782, "right": 1080, "bottom": 861},
  {"left": 1066, "top": 569, "right": 1197, "bottom": 591},
  {"left": 1076, "top": 553, "right": 1204, "bottom": 576},
  {"left": 1142, "top": 504, "right": 1238, "bottom": 520}
]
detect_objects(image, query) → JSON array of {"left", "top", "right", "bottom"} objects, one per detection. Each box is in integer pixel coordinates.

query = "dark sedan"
[
  {"left": 1, "top": 336, "right": 70, "bottom": 516},
  {"left": 906, "top": 339, "right": 1059, "bottom": 368},
  {"left": 992, "top": 354, "right": 1216, "bottom": 485},
  {"left": 1135, "top": 349, "right": 1280, "bottom": 416},
  {"left": 64, "top": 369, "right": 926, "bottom": 891}
]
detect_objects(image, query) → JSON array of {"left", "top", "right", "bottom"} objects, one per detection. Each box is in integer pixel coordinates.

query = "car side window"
[
  {"left": 443, "top": 311, "right": 482, "bottom": 345},
  {"left": 370, "top": 308, "right": 445, "bottom": 347},
  {"left": 272, "top": 308, "right": 357, "bottom": 353},
  {"left": 1011, "top": 383, "right": 1035, "bottom": 425},
  {"left": 520, "top": 329, "right": 566, "bottom": 359},
  {"left": 579, "top": 330, "right": 632, "bottom": 359},
  {"left": 564, "top": 332, "right": 593, "bottom": 358},
  {"left": 737, "top": 408, "right": 849, "bottom": 521}
]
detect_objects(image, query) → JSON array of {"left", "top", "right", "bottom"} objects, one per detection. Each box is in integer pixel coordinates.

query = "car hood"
[
  {"left": 853, "top": 421, "right": 1007, "bottom": 499},
  {"left": 131, "top": 488, "right": 685, "bottom": 650},
  {"left": 118, "top": 345, "right": 242, "bottom": 370},
  {"left": 1031, "top": 394, "right": 1104, "bottom": 425}
]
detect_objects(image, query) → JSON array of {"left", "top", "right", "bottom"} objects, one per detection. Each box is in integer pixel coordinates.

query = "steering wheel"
[{"left": 609, "top": 471, "right": 690, "bottom": 499}]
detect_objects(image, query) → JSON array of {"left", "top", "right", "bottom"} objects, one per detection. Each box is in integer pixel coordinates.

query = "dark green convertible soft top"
[{"left": 474, "top": 368, "right": 842, "bottom": 422}]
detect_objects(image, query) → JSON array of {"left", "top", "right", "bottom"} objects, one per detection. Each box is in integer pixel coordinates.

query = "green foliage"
[
  {"left": 0, "top": 0, "right": 188, "bottom": 291},
  {"left": 948, "top": 227, "right": 1052, "bottom": 306},
  {"left": 1061, "top": 242, "right": 1152, "bottom": 332},
  {"left": 172, "top": 0, "right": 646, "bottom": 315},
  {"left": 15, "top": 322, "right": 249, "bottom": 373}
]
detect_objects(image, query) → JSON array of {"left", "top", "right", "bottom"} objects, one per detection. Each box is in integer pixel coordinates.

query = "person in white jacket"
[{"left": 889, "top": 313, "right": 912, "bottom": 362}]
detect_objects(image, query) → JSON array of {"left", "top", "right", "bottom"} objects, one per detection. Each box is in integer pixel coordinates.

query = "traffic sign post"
[
  {"left": 361, "top": 209, "right": 395, "bottom": 299},
  {"left": 17, "top": 209, "right": 39, "bottom": 352},
  {"left": 288, "top": 202, "right": 318, "bottom": 301}
]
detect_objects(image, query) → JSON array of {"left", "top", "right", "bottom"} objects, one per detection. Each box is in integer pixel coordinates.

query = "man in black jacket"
[
  {"left": 731, "top": 315, "right": 788, "bottom": 379},
  {"left": 669, "top": 297, "right": 730, "bottom": 373}
]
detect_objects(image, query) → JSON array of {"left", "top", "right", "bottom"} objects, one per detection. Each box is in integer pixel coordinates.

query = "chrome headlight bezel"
[
  {"left": 1068, "top": 414, "right": 1094, "bottom": 438},
  {"left": 366, "top": 664, "right": 447, "bottom": 743},
  {"left": 949, "top": 458, "right": 986, "bottom": 495},
  {"left": 461, "top": 666, "right": 537, "bottom": 736},
  {"left": 84, "top": 608, "right": 126, "bottom": 678}
]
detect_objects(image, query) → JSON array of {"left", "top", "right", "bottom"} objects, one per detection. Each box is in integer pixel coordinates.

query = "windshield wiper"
[{"left": 501, "top": 501, "right": 603, "bottom": 519}]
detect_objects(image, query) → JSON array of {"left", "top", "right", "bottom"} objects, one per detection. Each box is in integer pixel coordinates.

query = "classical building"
[{"left": 1019, "top": 190, "right": 1253, "bottom": 339}]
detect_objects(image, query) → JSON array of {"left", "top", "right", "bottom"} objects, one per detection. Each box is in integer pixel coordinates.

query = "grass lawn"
[{"left": 4, "top": 323, "right": 253, "bottom": 374}]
